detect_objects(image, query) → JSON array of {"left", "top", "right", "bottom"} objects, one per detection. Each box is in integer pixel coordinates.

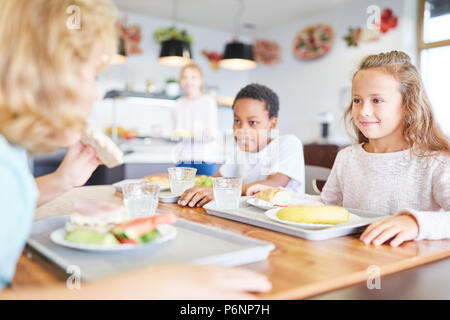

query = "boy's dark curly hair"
[{"left": 233, "top": 83, "right": 279, "bottom": 118}]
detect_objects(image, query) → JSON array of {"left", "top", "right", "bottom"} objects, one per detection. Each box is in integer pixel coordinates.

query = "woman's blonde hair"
[
  {"left": 344, "top": 50, "right": 450, "bottom": 156},
  {"left": 0, "top": 0, "right": 118, "bottom": 153},
  {"left": 179, "top": 63, "right": 204, "bottom": 90}
]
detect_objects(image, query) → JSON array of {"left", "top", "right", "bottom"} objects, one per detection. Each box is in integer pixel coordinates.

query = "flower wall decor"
[
  {"left": 201, "top": 50, "right": 223, "bottom": 70},
  {"left": 254, "top": 39, "right": 280, "bottom": 65},
  {"left": 343, "top": 8, "right": 398, "bottom": 47},
  {"left": 119, "top": 18, "right": 143, "bottom": 55}
]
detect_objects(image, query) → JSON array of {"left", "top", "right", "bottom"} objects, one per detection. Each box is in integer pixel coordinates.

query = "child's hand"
[
  {"left": 360, "top": 214, "right": 419, "bottom": 247},
  {"left": 246, "top": 184, "right": 272, "bottom": 196},
  {"left": 178, "top": 185, "right": 214, "bottom": 208},
  {"left": 54, "top": 142, "right": 102, "bottom": 189}
]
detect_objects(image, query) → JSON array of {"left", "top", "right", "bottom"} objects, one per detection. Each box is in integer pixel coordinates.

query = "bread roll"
[
  {"left": 257, "top": 188, "right": 292, "bottom": 206},
  {"left": 276, "top": 206, "right": 349, "bottom": 224},
  {"left": 145, "top": 175, "right": 170, "bottom": 188}
]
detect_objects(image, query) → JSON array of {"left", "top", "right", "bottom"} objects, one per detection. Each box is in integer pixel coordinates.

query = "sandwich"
[
  {"left": 64, "top": 201, "right": 177, "bottom": 246},
  {"left": 66, "top": 201, "right": 127, "bottom": 233},
  {"left": 81, "top": 128, "right": 124, "bottom": 168},
  {"left": 64, "top": 201, "right": 128, "bottom": 245}
]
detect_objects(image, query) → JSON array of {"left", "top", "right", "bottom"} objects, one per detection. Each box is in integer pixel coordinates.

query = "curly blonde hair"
[
  {"left": 344, "top": 50, "right": 450, "bottom": 156},
  {"left": 0, "top": 0, "right": 117, "bottom": 153}
]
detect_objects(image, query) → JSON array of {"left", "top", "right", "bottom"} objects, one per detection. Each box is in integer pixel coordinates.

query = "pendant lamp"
[
  {"left": 219, "top": 0, "right": 257, "bottom": 70},
  {"left": 158, "top": 39, "right": 192, "bottom": 67},
  {"left": 158, "top": 0, "right": 193, "bottom": 67},
  {"left": 110, "top": 37, "right": 127, "bottom": 65}
]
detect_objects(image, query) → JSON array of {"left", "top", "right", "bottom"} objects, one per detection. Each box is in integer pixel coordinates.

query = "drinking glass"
[
  {"left": 212, "top": 177, "right": 243, "bottom": 210},
  {"left": 122, "top": 181, "right": 160, "bottom": 218},
  {"left": 167, "top": 167, "right": 197, "bottom": 196}
]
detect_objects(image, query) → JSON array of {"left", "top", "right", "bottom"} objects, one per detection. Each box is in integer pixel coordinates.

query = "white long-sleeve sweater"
[{"left": 321, "top": 144, "right": 450, "bottom": 240}]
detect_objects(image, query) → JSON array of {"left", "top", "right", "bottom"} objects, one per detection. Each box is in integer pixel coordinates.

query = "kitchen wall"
[
  {"left": 249, "top": 0, "right": 418, "bottom": 145},
  {"left": 88, "top": 12, "right": 252, "bottom": 135}
]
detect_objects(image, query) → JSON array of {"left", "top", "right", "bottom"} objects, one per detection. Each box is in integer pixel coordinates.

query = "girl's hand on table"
[
  {"left": 360, "top": 214, "right": 419, "bottom": 247},
  {"left": 246, "top": 184, "right": 272, "bottom": 196},
  {"left": 101, "top": 265, "right": 272, "bottom": 300},
  {"left": 178, "top": 185, "right": 214, "bottom": 208},
  {"left": 54, "top": 142, "right": 102, "bottom": 189}
]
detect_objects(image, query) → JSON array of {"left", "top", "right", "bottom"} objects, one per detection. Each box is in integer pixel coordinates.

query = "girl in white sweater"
[{"left": 321, "top": 51, "right": 450, "bottom": 247}]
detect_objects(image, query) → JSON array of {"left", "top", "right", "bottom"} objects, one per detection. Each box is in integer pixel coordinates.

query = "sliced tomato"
[
  {"left": 114, "top": 212, "right": 177, "bottom": 238},
  {"left": 115, "top": 236, "right": 138, "bottom": 244}
]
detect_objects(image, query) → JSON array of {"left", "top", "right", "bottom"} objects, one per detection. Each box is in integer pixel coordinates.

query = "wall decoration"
[
  {"left": 201, "top": 50, "right": 223, "bottom": 70},
  {"left": 254, "top": 39, "right": 280, "bottom": 65},
  {"left": 343, "top": 8, "right": 398, "bottom": 47},
  {"left": 119, "top": 19, "right": 143, "bottom": 55},
  {"left": 293, "top": 24, "right": 334, "bottom": 60}
]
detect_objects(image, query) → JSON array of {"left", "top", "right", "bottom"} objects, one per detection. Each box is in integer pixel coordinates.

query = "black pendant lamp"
[
  {"left": 158, "top": 39, "right": 192, "bottom": 67},
  {"left": 219, "top": 41, "right": 257, "bottom": 70},
  {"left": 219, "top": 0, "right": 257, "bottom": 70},
  {"left": 158, "top": 0, "right": 193, "bottom": 67},
  {"left": 111, "top": 37, "right": 127, "bottom": 65}
]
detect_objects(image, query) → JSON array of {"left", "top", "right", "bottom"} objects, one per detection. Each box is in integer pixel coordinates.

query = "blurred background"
[{"left": 33, "top": 0, "right": 450, "bottom": 184}]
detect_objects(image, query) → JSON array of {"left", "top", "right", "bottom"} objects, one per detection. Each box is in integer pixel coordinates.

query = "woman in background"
[{"left": 172, "top": 64, "right": 219, "bottom": 175}]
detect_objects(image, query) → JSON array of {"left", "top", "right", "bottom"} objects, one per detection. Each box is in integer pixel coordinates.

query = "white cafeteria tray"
[
  {"left": 204, "top": 197, "right": 388, "bottom": 241},
  {"left": 27, "top": 214, "right": 275, "bottom": 281}
]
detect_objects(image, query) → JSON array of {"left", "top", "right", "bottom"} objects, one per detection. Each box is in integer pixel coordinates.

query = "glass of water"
[
  {"left": 122, "top": 181, "right": 160, "bottom": 218},
  {"left": 167, "top": 167, "right": 197, "bottom": 196},
  {"left": 212, "top": 177, "right": 243, "bottom": 210}
]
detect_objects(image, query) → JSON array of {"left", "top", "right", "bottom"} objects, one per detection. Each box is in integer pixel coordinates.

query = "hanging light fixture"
[
  {"left": 159, "top": 39, "right": 192, "bottom": 67},
  {"left": 219, "top": 0, "right": 257, "bottom": 70},
  {"left": 158, "top": 0, "right": 193, "bottom": 67},
  {"left": 110, "top": 37, "right": 127, "bottom": 65}
]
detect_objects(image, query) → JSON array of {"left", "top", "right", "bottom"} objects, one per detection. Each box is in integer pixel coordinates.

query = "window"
[{"left": 418, "top": 0, "right": 450, "bottom": 136}]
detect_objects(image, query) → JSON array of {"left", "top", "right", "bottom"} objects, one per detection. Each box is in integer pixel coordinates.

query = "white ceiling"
[{"left": 113, "top": 0, "right": 359, "bottom": 34}]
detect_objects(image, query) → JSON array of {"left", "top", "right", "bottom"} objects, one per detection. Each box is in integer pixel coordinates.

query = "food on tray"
[
  {"left": 276, "top": 206, "right": 349, "bottom": 224},
  {"left": 65, "top": 229, "right": 120, "bottom": 245},
  {"left": 195, "top": 175, "right": 213, "bottom": 187},
  {"left": 81, "top": 128, "right": 124, "bottom": 168},
  {"left": 65, "top": 201, "right": 128, "bottom": 233},
  {"left": 144, "top": 175, "right": 170, "bottom": 189},
  {"left": 256, "top": 188, "right": 292, "bottom": 206},
  {"left": 64, "top": 201, "right": 177, "bottom": 246},
  {"left": 112, "top": 212, "right": 177, "bottom": 244}
]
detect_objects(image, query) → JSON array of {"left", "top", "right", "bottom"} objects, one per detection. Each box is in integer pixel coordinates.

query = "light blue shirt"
[{"left": 0, "top": 135, "right": 38, "bottom": 290}]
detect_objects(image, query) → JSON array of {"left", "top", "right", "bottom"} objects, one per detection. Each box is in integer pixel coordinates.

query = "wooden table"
[{"left": 12, "top": 186, "right": 450, "bottom": 299}]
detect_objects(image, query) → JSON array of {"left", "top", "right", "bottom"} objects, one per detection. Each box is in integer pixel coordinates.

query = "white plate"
[
  {"left": 50, "top": 224, "right": 177, "bottom": 251},
  {"left": 113, "top": 179, "right": 170, "bottom": 192},
  {"left": 264, "top": 207, "right": 361, "bottom": 229},
  {"left": 246, "top": 194, "right": 324, "bottom": 211}
]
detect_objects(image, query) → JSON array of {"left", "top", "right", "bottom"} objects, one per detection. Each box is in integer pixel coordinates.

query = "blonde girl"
[
  {"left": 321, "top": 50, "right": 450, "bottom": 247},
  {"left": 0, "top": 0, "right": 269, "bottom": 299},
  {"left": 172, "top": 63, "right": 219, "bottom": 175}
]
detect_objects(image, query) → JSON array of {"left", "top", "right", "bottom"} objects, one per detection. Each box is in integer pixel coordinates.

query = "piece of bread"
[
  {"left": 276, "top": 206, "right": 349, "bottom": 224},
  {"left": 81, "top": 129, "right": 123, "bottom": 168},
  {"left": 257, "top": 188, "right": 292, "bottom": 206},
  {"left": 145, "top": 175, "right": 170, "bottom": 189},
  {"left": 65, "top": 201, "right": 128, "bottom": 233}
]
